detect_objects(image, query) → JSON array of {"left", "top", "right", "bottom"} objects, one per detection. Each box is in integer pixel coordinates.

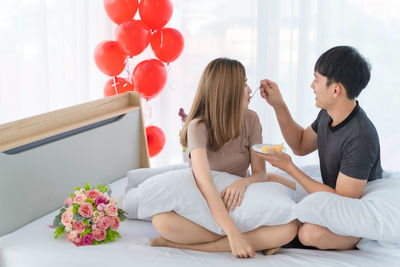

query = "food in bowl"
[{"left": 261, "top": 143, "right": 284, "bottom": 153}]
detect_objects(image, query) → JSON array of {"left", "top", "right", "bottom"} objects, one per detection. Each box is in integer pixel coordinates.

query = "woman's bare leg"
[
  {"left": 151, "top": 211, "right": 223, "bottom": 244},
  {"left": 151, "top": 219, "right": 299, "bottom": 253}
]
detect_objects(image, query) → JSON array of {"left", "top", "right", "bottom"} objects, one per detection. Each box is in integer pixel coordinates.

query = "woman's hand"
[
  {"left": 221, "top": 179, "right": 249, "bottom": 211},
  {"left": 227, "top": 232, "right": 256, "bottom": 258}
]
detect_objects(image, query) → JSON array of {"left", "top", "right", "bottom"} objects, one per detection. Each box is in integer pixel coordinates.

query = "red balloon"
[
  {"left": 146, "top": 125, "right": 166, "bottom": 157},
  {"left": 103, "top": 0, "right": 139, "bottom": 25},
  {"left": 104, "top": 77, "right": 134, "bottom": 97},
  {"left": 94, "top": 41, "right": 126, "bottom": 76},
  {"left": 139, "top": 0, "right": 173, "bottom": 30},
  {"left": 132, "top": 59, "right": 167, "bottom": 99},
  {"left": 150, "top": 28, "right": 184, "bottom": 63},
  {"left": 115, "top": 20, "right": 151, "bottom": 56}
]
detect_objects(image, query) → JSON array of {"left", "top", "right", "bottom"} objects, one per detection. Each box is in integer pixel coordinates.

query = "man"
[{"left": 257, "top": 46, "right": 383, "bottom": 250}]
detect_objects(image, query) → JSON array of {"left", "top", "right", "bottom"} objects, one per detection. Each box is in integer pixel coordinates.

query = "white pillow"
[
  {"left": 137, "top": 168, "right": 296, "bottom": 235},
  {"left": 126, "top": 163, "right": 189, "bottom": 193},
  {"left": 295, "top": 171, "right": 400, "bottom": 247}
]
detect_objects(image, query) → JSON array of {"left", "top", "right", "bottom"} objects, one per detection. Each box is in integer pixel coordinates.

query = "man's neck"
[{"left": 327, "top": 99, "right": 357, "bottom": 127}]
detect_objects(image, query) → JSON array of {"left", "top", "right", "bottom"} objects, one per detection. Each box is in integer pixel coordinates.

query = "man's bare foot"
[
  {"left": 149, "top": 237, "right": 169, "bottom": 247},
  {"left": 262, "top": 247, "right": 280, "bottom": 255}
]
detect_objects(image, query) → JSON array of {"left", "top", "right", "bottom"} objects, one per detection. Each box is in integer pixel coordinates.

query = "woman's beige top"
[{"left": 187, "top": 109, "right": 262, "bottom": 177}]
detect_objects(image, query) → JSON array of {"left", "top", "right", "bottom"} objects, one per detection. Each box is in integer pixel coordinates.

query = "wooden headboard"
[{"left": 0, "top": 92, "right": 150, "bottom": 236}]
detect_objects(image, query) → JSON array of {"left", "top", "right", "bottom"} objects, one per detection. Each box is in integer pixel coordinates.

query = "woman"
[{"left": 149, "top": 58, "right": 298, "bottom": 258}]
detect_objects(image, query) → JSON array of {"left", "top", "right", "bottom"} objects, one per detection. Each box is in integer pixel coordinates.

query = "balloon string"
[
  {"left": 144, "top": 98, "right": 153, "bottom": 125},
  {"left": 160, "top": 30, "right": 164, "bottom": 49},
  {"left": 165, "top": 64, "right": 175, "bottom": 90},
  {"left": 166, "top": 82, "right": 176, "bottom": 91},
  {"left": 124, "top": 56, "right": 132, "bottom": 83},
  {"left": 112, "top": 76, "right": 118, "bottom": 95}
]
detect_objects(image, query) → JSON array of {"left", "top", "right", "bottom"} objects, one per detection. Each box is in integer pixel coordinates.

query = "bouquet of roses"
[{"left": 52, "top": 183, "right": 127, "bottom": 246}]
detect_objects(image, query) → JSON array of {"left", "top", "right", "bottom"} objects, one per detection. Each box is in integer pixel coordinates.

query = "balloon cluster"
[{"left": 95, "top": 0, "right": 184, "bottom": 158}]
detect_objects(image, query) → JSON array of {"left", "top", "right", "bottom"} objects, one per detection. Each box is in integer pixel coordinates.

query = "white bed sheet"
[{"left": 1, "top": 177, "right": 399, "bottom": 267}]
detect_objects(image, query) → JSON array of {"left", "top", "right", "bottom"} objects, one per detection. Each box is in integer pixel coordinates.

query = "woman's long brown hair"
[{"left": 180, "top": 58, "right": 246, "bottom": 151}]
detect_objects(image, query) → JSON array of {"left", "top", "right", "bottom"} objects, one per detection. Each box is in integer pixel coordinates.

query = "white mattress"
[{"left": 1, "top": 177, "right": 400, "bottom": 267}]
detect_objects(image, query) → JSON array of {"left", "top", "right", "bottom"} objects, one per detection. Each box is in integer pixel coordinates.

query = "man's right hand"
[
  {"left": 227, "top": 232, "right": 256, "bottom": 258},
  {"left": 259, "top": 79, "right": 285, "bottom": 108}
]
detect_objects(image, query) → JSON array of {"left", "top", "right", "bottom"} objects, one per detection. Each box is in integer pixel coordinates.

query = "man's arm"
[
  {"left": 258, "top": 150, "right": 367, "bottom": 198},
  {"left": 260, "top": 79, "right": 317, "bottom": 155}
]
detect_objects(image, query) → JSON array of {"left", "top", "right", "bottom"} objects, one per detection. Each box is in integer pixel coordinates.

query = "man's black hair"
[{"left": 314, "top": 46, "right": 371, "bottom": 99}]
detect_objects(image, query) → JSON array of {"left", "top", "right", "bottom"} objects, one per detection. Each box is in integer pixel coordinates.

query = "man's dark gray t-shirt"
[{"left": 311, "top": 102, "right": 383, "bottom": 188}]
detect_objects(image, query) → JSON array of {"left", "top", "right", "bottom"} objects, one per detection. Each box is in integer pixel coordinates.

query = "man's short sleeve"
[
  {"left": 187, "top": 119, "right": 208, "bottom": 154},
  {"left": 340, "top": 134, "right": 379, "bottom": 180}
]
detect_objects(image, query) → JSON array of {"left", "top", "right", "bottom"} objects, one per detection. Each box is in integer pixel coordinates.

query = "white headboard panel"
[{"left": 0, "top": 92, "right": 150, "bottom": 236}]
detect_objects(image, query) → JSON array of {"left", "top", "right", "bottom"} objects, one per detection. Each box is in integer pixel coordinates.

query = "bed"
[{"left": 1, "top": 92, "right": 399, "bottom": 267}]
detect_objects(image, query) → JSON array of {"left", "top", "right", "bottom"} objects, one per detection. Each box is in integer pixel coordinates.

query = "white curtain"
[
  {"left": 1, "top": 0, "right": 400, "bottom": 170},
  {"left": 0, "top": 0, "right": 112, "bottom": 122}
]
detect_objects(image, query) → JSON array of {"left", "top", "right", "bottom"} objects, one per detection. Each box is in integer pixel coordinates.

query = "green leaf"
[
  {"left": 117, "top": 208, "right": 128, "bottom": 221},
  {"left": 73, "top": 213, "right": 85, "bottom": 222},
  {"left": 85, "top": 198, "right": 95, "bottom": 204},
  {"left": 80, "top": 227, "right": 92, "bottom": 238},
  {"left": 72, "top": 203, "right": 79, "bottom": 214},
  {"left": 53, "top": 227, "right": 65, "bottom": 239},
  {"left": 65, "top": 203, "right": 69, "bottom": 208},
  {"left": 75, "top": 186, "right": 81, "bottom": 191},
  {"left": 105, "top": 229, "right": 121, "bottom": 242},
  {"left": 52, "top": 214, "right": 62, "bottom": 227},
  {"left": 96, "top": 184, "right": 108, "bottom": 193},
  {"left": 84, "top": 182, "right": 91, "bottom": 191}
]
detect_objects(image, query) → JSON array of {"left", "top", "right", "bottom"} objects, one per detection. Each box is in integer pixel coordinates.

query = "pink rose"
[
  {"left": 73, "top": 221, "right": 85, "bottom": 234},
  {"left": 105, "top": 204, "right": 118, "bottom": 217},
  {"left": 87, "top": 189, "right": 100, "bottom": 200},
  {"left": 74, "top": 237, "right": 82, "bottom": 244},
  {"left": 93, "top": 210, "right": 103, "bottom": 217},
  {"left": 66, "top": 230, "right": 78, "bottom": 242},
  {"left": 97, "top": 216, "right": 111, "bottom": 230},
  {"left": 78, "top": 203, "right": 94, "bottom": 218},
  {"left": 110, "top": 216, "right": 120, "bottom": 230},
  {"left": 64, "top": 223, "right": 72, "bottom": 232},
  {"left": 92, "top": 210, "right": 103, "bottom": 224},
  {"left": 95, "top": 195, "right": 107, "bottom": 207},
  {"left": 81, "top": 233, "right": 94, "bottom": 245},
  {"left": 64, "top": 197, "right": 73, "bottom": 207},
  {"left": 61, "top": 211, "right": 72, "bottom": 226},
  {"left": 73, "top": 194, "right": 86, "bottom": 204},
  {"left": 97, "top": 203, "right": 106, "bottom": 211},
  {"left": 92, "top": 229, "right": 107, "bottom": 241}
]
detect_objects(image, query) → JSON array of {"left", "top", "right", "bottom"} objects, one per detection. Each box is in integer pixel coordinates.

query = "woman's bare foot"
[
  {"left": 149, "top": 237, "right": 169, "bottom": 247},
  {"left": 262, "top": 247, "right": 280, "bottom": 255}
]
